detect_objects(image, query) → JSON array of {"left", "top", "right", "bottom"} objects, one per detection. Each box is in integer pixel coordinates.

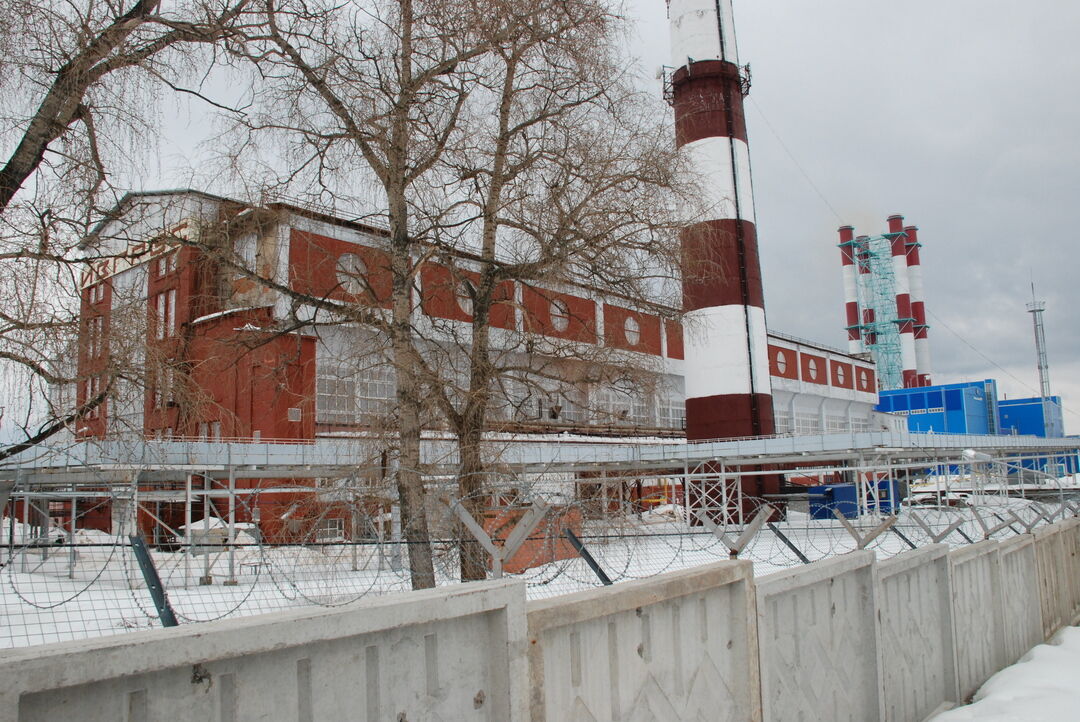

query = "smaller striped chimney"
[
  {"left": 887, "top": 215, "right": 918, "bottom": 387},
  {"left": 838, "top": 225, "right": 862, "bottom": 354},
  {"left": 904, "top": 224, "right": 932, "bottom": 385}
]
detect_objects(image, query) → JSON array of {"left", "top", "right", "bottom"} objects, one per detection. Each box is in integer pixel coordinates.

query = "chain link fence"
[{"left": 3, "top": 467, "right": 1078, "bottom": 648}]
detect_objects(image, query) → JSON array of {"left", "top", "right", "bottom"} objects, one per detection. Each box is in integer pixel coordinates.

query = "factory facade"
[{"left": 77, "top": 190, "right": 883, "bottom": 447}]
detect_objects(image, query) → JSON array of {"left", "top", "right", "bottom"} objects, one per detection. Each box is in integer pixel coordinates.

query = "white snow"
[{"left": 934, "top": 626, "right": 1080, "bottom": 721}]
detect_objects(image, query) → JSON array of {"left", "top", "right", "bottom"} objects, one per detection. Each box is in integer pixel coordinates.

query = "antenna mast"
[{"left": 1026, "top": 284, "right": 1051, "bottom": 399}]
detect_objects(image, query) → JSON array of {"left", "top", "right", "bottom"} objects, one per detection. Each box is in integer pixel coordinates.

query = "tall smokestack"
[
  {"left": 887, "top": 214, "right": 918, "bottom": 387},
  {"left": 838, "top": 225, "right": 862, "bottom": 354},
  {"left": 904, "top": 224, "right": 932, "bottom": 385},
  {"left": 670, "top": 0, "right": 774, "bottom": 440}
]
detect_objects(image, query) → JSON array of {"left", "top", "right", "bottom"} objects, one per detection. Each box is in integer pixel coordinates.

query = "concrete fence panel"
[
  {"left": 1033, "top": 520, "right": 1077, "bottom": 637},
  {"left": 756, "top": 551, "right": 882, "bottom": 722},
  {"left": 949, "top": 541, "right": 1004, "bottom": 701},
  {"left": 0, "top": 580, "right": 528, "bottom": 722},
  {"left": 877, "top": 545, "right": 958, "bottom": 721},
  {"left": 526, "top": 561, "right": 760, "bottom": 722},
  {"left": 1058, "top": 518, "right": 1080, "bottom": 621},
  {"left": 997, "top": 535, "right": 1044, "bottom": 664}
]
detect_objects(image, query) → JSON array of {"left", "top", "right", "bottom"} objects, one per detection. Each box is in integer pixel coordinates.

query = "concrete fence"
[
  {"left": 526, "top": 562, "right": 760, "bottom": 721},
  {"left": 0, "top": 581, "right": 528, "bottom": 722},
  {"left": 3, "top": 519, "right": 1080, "bottom": 721},
  {"left": 876, "top": 545, "right": 956, "bottom": 722}
]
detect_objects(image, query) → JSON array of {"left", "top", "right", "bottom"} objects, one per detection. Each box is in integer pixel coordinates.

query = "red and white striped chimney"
[
  {"left": 669, "top": 0, "right": 773, "bottom": 440},
  {"left": 904, "top": 224, "right": 932, "bottom": 385},
  {"left": 887, "top": 214, "right": 918, "bottom": 387},
  {"left": 838, "top": 225, "right": 862, "bottom": 354}
]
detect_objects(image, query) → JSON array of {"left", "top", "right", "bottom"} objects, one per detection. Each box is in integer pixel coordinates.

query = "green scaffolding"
[{"left": 851, "top": 232, "right": 909, "bottom": 391}]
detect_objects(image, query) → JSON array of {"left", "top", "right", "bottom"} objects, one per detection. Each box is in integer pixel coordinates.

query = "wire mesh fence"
[{"left": 3, "top": 468, "right": 1079, "bottom": 649}]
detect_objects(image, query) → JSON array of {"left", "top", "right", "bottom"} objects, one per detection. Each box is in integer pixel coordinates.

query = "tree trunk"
[
  {"left": 395, "top": 366, "right": 436, "bottom": 589},
  {"left": 458, "top": 418, "right": 488, "bottom": 581}
]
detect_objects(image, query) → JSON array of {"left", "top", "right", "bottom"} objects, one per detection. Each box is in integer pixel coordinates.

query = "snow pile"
[{"left": 934, "top": 626, "right": 1080, "bottom": 721}]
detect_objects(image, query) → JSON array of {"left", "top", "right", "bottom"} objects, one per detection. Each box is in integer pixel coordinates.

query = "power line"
[
  {"left": 746, "top": 97, "right": 1078, "bottom": 429},
  {"left": 747, "top": 96, "right": 844, "bottom": 224},
  {"left": 927, "top": 308, "right": 1080, "bottom": 423}
]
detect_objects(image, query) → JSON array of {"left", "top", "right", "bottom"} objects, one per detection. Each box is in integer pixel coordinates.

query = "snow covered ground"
[{"left": 934, "top": 626, "right": 1080, "bottom": 721}]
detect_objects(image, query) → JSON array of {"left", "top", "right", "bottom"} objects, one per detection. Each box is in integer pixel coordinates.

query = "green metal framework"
[{"left": 851, "top": 232, "right": 909, "bottom": 390}]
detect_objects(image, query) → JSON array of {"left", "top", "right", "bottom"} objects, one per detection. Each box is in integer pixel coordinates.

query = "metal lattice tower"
[
  {"left": 854, "top": 233, "right": 905, "bottom": 390},
  {"left": 1027, "top": 288, "right": 1051, "bottom": 399}
]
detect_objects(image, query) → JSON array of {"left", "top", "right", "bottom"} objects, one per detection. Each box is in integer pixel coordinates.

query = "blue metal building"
[
  {"left": 876, "top": 380, "right": 1000, "bottom": 434},
  {"left": 999, "top": 396, "right": 1064, "bottom": 437}
]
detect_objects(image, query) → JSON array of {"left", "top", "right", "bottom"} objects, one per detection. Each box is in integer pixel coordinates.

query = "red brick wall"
[
  {"left": 768, "top": 345, "right": 799, "bottom": 379},
  {"left": 288, "top": 229, "right": 392, "bottom": 307},
  {"left": 76, "top": 278, "right": 112, "bottom": 438},
  {"left": 799, "top": 352, "right": 827, "bottom": 385},
  {"left": 603, "top": 304, "right": 661, "bottom": 355},
  {"left": 830, "top": 360, "right": 855, "bottom": 389},
  {"left": 664, "top": 320, "right": 684, "bottom": 359},
  {"left": 485, "top": 505, "right": 583, "bottom": 574},
  {"left": 185, "top": 307, "right": 316, "bottom": 440},
  {"left": 521, "top": 286, "right": 596, "bottom": 343},
  {"left": 420, "top": 263, "right": 515, "bottom": 329}
]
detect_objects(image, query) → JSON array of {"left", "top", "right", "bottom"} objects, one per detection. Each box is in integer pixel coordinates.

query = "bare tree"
[
  {"left": 209, "top": 0, "right": 688, "bottom": 586},
  {"left": 217, "top": 0, "right": 515, "bottom": 588},
  {"left": 0, "top": 0, "right": 254, "bottom": 454},
  {"left": 419, "top": 13, "right": 686, "bottom": 580}
]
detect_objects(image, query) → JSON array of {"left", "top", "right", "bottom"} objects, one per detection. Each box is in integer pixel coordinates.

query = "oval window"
[
  {"left": 335, "top": 253, "right": 367, "bottom": 295},
  {"left": 550, "top": 299, "right": 570, "bottom": 332},
  {"left": 835, "top": 365, "right": 845, "bottom": 384},
  {"left": 456, "top": 280, "right": 473, "bottom": 316},
  {"left": 775, "top": 351, "right": 787, "bottom": 374},
  {"left": 623, "top": 316, "right": 641, "bottom": 346},
  {"left": 807, "top": 358, "right": 818, "bottom": 379}
]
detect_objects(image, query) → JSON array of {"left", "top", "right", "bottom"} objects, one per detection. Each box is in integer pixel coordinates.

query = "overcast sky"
[
  {"left": 622, "top": 0, "right": 1080, "bottom": 433},
  {"left": 150, "top": 0, "right": 1079, "bottom": 434}
]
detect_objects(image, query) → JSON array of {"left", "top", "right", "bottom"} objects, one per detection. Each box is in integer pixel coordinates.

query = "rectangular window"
[
  {"left": 154, "top": 290, "right": 177, "bottom": 339},
  {"left": 86, "top": 317, "right": 96, "bottom": 358},
  {"left": 316, "top": 363, "right": 394, "bottom": 424},
  {"left": 315, "top": 518, "right": 345, "bottom": 542},
  {"left": 156, "top": 251, "right": 177, "bottom": 277},
  {"left": 794, "top": 412, "right": 821, "bottom": 436},
  {"left": 593, "top": 384, "right": 652, "bottom": 426},
  {"left": 156, "top": 293, "right": 166, "bottom": 339},
  {"left": 167, "top": 289, "right": 176, "bottom": 336},
  {"left": 657, "top": 394, "right": 685, "bottom": 429},
  {"left": 774, "top": 410, "right": 793, "bottom": 434},
  {"left": 86, "top": 376, "right": 101, "bottom": 418},
  {"left": 825, "top": 415, "right": 848, "bottom": 433}
]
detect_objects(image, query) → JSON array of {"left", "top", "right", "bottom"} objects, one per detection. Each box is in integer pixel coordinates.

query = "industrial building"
[
  {"left": 62, "top": 187, "right": 888, "bottom": 539},
  {"left": 999, "top": 396, "right": 1065, "bottom": 438},
  {"left": 877, "top": 380, "right": 1000, "bottom": 435},
  {"left": 878, "top": 383, "right": 1068, "bottom": 445},
  {"left": 76, "top": 190, "right": 884, "bottom": 444}
]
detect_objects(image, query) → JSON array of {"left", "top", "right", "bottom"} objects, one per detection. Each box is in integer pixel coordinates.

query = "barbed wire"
[{"left": 2, "top": 468, "right": 1077, "bottom": 648}]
